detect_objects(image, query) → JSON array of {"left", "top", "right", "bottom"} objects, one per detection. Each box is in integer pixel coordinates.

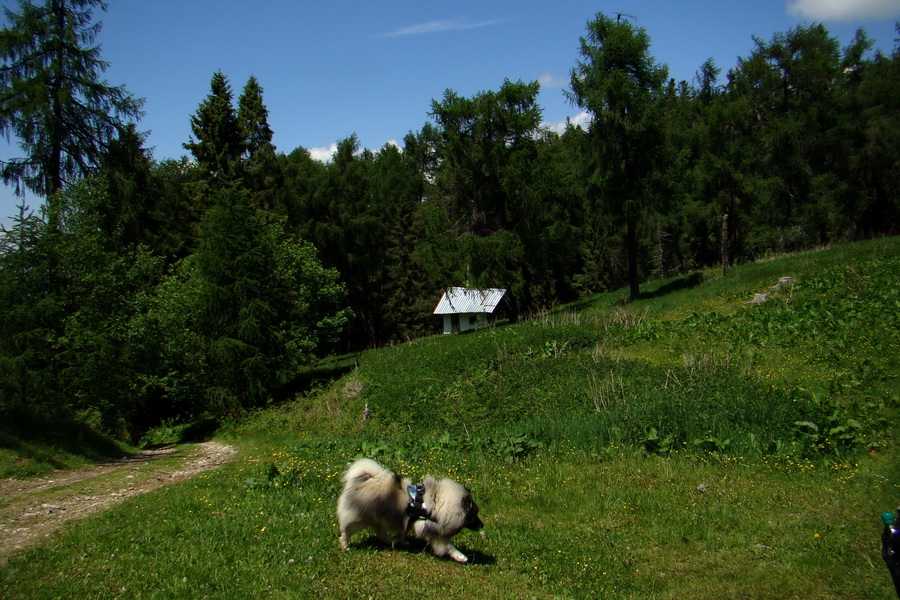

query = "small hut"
[{"left": 433, "top": 287, "right": 506, "bottom": 334}]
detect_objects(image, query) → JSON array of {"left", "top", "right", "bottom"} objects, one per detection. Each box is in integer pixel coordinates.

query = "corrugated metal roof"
[{"left": 433, "top": 287, "right": 506, "bottom": 315}]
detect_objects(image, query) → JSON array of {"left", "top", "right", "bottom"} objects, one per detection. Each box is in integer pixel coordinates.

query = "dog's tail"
[{"left": 342, "top": 458, "right": 390, "bottom": 487}]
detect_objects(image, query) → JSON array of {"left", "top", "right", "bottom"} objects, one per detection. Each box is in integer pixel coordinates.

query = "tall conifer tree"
[
  {"left": 237, "top": 75, "right": 282, "bottom": 208},
  {"left": 184, "top": 72, "right": 244, "bottom": 180},
  {"left": 0, "top": 0, "right": 144, "bottom": 198},
  {"left": 568, "top": 13, "right": 668, "bottom": 301}
]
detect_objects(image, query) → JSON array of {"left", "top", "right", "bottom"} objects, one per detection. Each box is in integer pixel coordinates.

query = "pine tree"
[
  {"left": 99, "top": 124, "right": 157, "bottom": 246},
  {"left": 428, "top": 79, "right": 547, "bottom": 316},
  {"left": 184, "top": 72, "right": 244, "bottom": 181},
  {"left": 0, "top": 205, "right": 61, "bottom": 417},
  {"left": 568, "top": 12, "right": 669, "bottom": 301},
  {"left": 192, "top": 185, "right": 275, "bottom": 410},
  {"left": 237, "top": 75, "right": 282, "bottom": 208},
  {"left": 0, "top": 0, "right": 144, "bottom": 198}
]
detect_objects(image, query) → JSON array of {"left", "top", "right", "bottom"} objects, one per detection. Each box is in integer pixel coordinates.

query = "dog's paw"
[{"left": 449, "top": 548, "right": 469, "bottom": 563}]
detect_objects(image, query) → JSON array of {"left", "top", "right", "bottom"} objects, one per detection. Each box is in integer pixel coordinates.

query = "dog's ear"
[{"left": 462, "top": 493, "right": 473, "bottom": 509}]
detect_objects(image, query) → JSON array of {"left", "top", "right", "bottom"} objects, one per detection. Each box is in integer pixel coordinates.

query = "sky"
[{"left": 1, "top": 0, "right": 899, "bottom": 228}]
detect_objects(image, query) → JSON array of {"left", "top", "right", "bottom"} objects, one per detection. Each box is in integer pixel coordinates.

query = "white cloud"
[
  {"left": 542, "top": 111, "right": 592, "bottom": 135},
  {"left": 307, "top": 140, "right": 402, "bottom": 163},
  {"left": 308, "top": 143, "right": 338, "bottom": 163},
  {"left": 383, "top": 17, "right": 506, "bottom": 37},
  {"left": 786, "top": 0, "right": 900, "bottom": 22},
  {"left": 537, "top": 72, "right": 568, "bottom": 89},
  {"left": 569, "top": 111, "right": 592, "bottom": 129}
]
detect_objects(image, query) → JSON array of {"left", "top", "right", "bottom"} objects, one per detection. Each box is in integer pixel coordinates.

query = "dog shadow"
[{"left": 355, "top": 537, "right": 497, "bottom": 565}]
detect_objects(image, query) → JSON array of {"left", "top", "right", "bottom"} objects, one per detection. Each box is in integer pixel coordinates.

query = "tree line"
[{"left": 1, "top": 1, "right": 897, "bottom": 439}]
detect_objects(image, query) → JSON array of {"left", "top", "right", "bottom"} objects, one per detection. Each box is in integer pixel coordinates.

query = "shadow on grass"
[
  {"left": 555, "top": 271, "right": 707, "bottom": 313},
  {"left": 279, "top": 354, "right": 358, "bottom": 401},
  {"left": 638, "top": 272, "right": 706, "bottom": 300},
  {"left": 0, "top": 413, "right": 132, "bottom": 477},
  {"left": 354, "top": 536, "right": 497, "bottom": 565}
]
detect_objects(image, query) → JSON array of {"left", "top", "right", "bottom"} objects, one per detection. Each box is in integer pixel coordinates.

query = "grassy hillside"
[
  {"left": 276, "top": 237, "right": 898, "bottom": 461},
  {"left": 1, "top": 237, "right": 898, "bottom": 599}
]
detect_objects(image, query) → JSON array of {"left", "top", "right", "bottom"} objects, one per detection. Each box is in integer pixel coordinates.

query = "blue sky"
[{"left": 2, "top": 0, "right": 899, "bottom": 227}]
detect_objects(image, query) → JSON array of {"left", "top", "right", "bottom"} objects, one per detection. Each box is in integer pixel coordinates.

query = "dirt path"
[{"left": 0, "top": 441, "right": 236, "bottom": 562}]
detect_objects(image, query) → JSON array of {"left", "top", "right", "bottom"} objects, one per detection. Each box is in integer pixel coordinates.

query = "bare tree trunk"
[
  {"left": 655, "top": 221, "right": 667, "bottom": 279},
  {"left": 627, "top": 214, "right": 640, "bottom": 301},
  {"left": 721, "top": 212, "right": 729, "bottom": 277}
]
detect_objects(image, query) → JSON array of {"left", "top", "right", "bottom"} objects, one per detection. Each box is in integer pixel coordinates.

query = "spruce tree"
[
  {"left": 237, "top": 75, "right": 282, "bottom": 208},
  {"left": 193, "top": 185, "right": 274, "bottom": 410},
  {"left": 99, "top": 124, "right": 157, "bottom": 247},
  {"left": 428, "top": 80, "right": 544, "bottom": 312},
  {"left": 184, "top": 72, "right": 244, "bottom": 180},
  {"left": 0, "top": 0, "right": 144, "bottom": 198},
  {"left": 180, "top": 184, "right": 348, "bottom": 412},
  {"left": 568, "top": 12, "right": 668, "bottom": 301},
  {"left": 0, "top": 205, "right": 60, "bottom": 417}
]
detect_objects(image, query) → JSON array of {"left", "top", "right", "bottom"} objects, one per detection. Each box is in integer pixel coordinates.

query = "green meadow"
[{"left": 1, "top": 237, "right": 898, "bottom": 599}]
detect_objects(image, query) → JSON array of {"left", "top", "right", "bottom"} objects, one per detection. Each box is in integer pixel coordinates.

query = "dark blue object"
[{"left": 883, "top": 511, "right": 900, "bottom": 598}]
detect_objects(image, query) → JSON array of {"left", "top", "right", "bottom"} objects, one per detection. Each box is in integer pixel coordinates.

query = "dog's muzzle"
[{"left": 466, "top": 514, "right": 484, "bottom": 531}]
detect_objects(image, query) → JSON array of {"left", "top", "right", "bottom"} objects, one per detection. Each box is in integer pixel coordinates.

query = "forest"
[{"left": 0, "top": 1, "right": 898, "bottom": 441}]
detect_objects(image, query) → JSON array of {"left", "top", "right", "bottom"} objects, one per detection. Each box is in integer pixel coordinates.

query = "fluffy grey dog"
[{"left": 336, "top": 458, "right": 484, "bottom": 563}]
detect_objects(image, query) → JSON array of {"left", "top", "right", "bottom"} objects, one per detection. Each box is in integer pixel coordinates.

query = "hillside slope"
[{"left": 287, "top": 236, "right": 899, "bottom": 463}]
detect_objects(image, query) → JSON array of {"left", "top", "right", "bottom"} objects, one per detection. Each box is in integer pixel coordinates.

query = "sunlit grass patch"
[{"left": 1, "top": 438, "right": 897, "bottom": 599}]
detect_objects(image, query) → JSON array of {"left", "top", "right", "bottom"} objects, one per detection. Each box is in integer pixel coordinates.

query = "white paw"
[{"left": 449, "top": 549, "right": 469, "bottom": 563}]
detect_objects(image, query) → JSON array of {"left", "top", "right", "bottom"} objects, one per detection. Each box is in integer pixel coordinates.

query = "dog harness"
[{"left": 406, "top": 483, "right": 431, "bottom": 521}]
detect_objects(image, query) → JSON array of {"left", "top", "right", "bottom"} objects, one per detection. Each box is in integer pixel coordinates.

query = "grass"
[
  {"left": 2, "top": 444, "right": 896, "bottom": 598},
  {"left": 0, "top": 417, "right": 133, "bottom": 479},
  {"left": 1, "top": 237, "right": 898, "bottom": 598}
]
